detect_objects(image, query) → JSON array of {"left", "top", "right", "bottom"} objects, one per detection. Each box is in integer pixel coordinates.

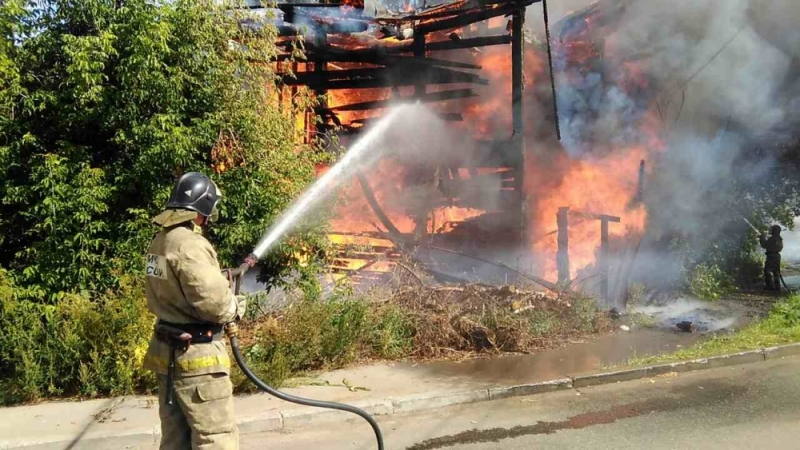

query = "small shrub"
[
  {"left": 528, "top": 310, "right": 558, "bottom": 336},
  {"left": 235, "top": 295, "right": 415, "bottom": 391},
  {"left": 628, "top": 312, "right": 658, "bottom": 328},
  {"left": 688, "top": 263, "right": 734, "bottom": 301},
  {"left": 627, "top": 282, "right": 646, "bottom": 307},
  {"left": 367, "top": 303, "right": 415, "bottom": 359},
  {"left": 569, "top": 294, "right": 599, "bottom": 332},
  {"left": 0, "top": 272, "right": 155, "bottom": 405}
]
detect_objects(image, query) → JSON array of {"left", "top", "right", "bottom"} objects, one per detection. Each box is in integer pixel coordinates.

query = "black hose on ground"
[{"left": 226, "top": 324, "right": 385, "bottom": 450}]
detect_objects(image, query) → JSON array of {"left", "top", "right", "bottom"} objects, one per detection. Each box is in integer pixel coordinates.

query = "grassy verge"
[
  {"left": 625, "top": 294, "right": 800, "bottom": 367},
  {"left": 233, "top": 284, "right": 608, "bottom": 392}
]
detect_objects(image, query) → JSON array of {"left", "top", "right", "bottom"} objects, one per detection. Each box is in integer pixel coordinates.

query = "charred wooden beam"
[
  {"left": 356, "top": 172, "right": 409, "bottom": 249},
  {"left": 417, "top": 1, "right": 539, "bottom": 34},
  {"left": 284, "top": 42, "right": 483, "bottom": 69},
  {"left": 349, "top": 111, "right": 463, "bottom": 126},
  {"left": 280, "top": 66, "right": 490, "bottom": 89},
  {"left": 568, "top": 211, "right": 621, "bottom": 223},
  {"left": 424, "top": 34, "right": 512, "bottom": 52},
  {"left": 314, "top": 32, "right": 329, "bottom": 139},
  {"left": 279, "top": 34, "right": 512, "bottom": 60},
  {"left": 282, "top": 66, "right": 454, "bottom": 83},
  {"left": 511, "top": 8, "right": 525, "bottom": 235},
  {"left": 413, "top": 30, "right": 426, "bottom": 100},
  {"left": 332, "top": 88, "right": 477, "bottom": 111},
  {"left": 511, "top": 10, "right": 524, "bottom": 137},
  {"left": 277, "top": 19, "right": 369, "bottom": 37}
]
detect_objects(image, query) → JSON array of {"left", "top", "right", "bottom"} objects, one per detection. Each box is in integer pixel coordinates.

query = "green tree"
[{"left": 0, "top": 0, "right": 325, "bottom": 301}]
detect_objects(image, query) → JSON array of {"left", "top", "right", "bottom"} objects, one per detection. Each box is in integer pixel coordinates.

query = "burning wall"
[{"left": 315, "top": 8, "right": 660, "bottom": 285}]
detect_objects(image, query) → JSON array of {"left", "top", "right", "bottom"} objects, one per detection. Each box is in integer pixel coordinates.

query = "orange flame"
[
  {"left": 527, "top": 147, "right": 652, "bottom": 280},
  {"left": 306, "top": 16, "right": 662, "bottom": 283}
]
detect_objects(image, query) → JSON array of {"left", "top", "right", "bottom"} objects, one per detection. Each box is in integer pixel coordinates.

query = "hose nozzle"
[
  {"left": 225, "top": 322, "right": 239, "bottom": 339},
  {"left": 242, "top": 253, "right": 258, "bottom": 270}
]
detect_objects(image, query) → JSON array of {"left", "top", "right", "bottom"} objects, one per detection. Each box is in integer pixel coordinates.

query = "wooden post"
[
  {"left": 597, "top": 214, "right": 620, "bottom": 304},
  {"left": 511, "top": 9, "right": 524, "bottom": 139},
  {"left": 413, "top": 30, "right": 426, "bottom": 99},
  {"left": 600, "top": 217, "right": 609, "bottom": 304},
  {"left": 557, "top": 207, "right": 570, "bottom": 283},
  {"left": 511, "top": 8, "right": 526, "bottom": 240},
  {"left": 412, "top": 29, "right": 428, "bottom": 237}
]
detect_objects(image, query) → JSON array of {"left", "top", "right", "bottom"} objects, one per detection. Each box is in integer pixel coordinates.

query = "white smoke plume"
[{"left": 521, "top": 0, "right": 800, "bottom": 294}]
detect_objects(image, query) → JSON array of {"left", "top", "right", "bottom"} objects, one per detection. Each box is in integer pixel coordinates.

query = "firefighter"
[
  {"left": 143, "top": 172, "right": 247, "bottom": 450},
  {"left": 760, "top": 224, "right": 784, "bottom": 291}
]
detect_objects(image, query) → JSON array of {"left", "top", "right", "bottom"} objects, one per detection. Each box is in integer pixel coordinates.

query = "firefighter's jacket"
[
  {"left": 760, "top": 234, "right": 784, "bottom": 256},
  {"left": 143, "top": 224, "right": 238, "bottom": 377}
]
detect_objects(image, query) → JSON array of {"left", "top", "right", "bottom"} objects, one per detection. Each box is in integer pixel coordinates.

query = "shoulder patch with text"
[{"left": 146, "top": 254, "right": 168, "bottom": 280}]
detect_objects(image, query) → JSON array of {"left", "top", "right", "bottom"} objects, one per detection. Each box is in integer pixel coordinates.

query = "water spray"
[
  {"left": 222, "top": 105, "right": 420, "bottom": 450},
  {"left": 251, "top": 104, "right": 408, "bottom": 259}
]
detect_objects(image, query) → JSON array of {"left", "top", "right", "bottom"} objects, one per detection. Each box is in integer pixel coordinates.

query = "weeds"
[
  {"left": 232, "top": 293, "right": 416, "bottom": 392},
  {"left": 234, "top": 285, "right": 607, "bottom": 391},
  {"left": 627, "top": 282, "right": 646, "bottom": 307},
  {"left": 627, "top": 312, "right": 658, "bottom": 328}
]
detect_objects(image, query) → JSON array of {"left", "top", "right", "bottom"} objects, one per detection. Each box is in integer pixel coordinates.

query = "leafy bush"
[
  {"left": 0, "top": 0, "right": 326, "bottom": 404},
  {"left": 687, "top": 263, "right": 734, "bottom": 301},
  {"left": 0, "top": 271, "right": 155, "bottom": 404}
]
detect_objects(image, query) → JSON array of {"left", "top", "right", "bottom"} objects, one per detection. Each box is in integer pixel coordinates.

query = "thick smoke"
[
  {"left": 621, "top": 0, "right": 799, "bottom": 287},
  {"left": 521, "top": 0, "right": 800, "bottom": 297}
]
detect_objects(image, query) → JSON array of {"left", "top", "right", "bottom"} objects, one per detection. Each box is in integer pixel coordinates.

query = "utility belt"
[{"left": 154, "top": 321, "right": 224, "bottom": 405}]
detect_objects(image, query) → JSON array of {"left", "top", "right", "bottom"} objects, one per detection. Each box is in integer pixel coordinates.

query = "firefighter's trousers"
[{"left": 157, "top": 373, "right": 238, "bottom": 450}]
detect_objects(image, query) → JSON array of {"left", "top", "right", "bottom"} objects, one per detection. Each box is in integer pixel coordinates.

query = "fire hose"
[{"left": 222, "top": 256, "right": 385, "bottom": 450}]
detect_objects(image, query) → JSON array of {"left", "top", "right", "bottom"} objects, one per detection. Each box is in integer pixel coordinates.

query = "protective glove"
[{"left": 234, "top": 294, "right": 248, "bottom": 321}]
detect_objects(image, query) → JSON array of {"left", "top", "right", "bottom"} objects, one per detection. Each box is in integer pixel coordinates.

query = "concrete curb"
[{"left": 7, "top": 343, "right": 800, "bottom": 449}]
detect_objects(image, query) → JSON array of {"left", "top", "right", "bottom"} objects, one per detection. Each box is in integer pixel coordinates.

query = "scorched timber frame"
[{"left": 244, "top": 0, "right": 547, "bottom": 233}]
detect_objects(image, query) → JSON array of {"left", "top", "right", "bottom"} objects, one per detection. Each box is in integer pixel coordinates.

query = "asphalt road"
[{"left": 242, "top": 356, "right": 800, "bottom": 450}]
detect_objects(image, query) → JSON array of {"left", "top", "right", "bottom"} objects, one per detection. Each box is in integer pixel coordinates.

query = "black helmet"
[
  {"left": 770, "top": 224, "right": 782, "bottom": 236},
  {"left": 166, "top": 172, "right": 221, "bottom": 218}
]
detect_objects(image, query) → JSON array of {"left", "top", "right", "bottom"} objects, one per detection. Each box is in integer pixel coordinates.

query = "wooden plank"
[
  {"left": 332, "top": 88, "right": 477, "bottom": 111},
  {"left": 569, "top": 210, "right": 621, "bottom": 223},
  {"left": 280, "top": 65, "right": 489, "bottom": 88},
  {"left": 425, "top": 34, "right": 512, "bottom": 51}
]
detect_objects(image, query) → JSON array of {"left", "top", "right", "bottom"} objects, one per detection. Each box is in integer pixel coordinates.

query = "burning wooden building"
[{"left": 246, "top": 0, "right": 656, "bottom": 303}]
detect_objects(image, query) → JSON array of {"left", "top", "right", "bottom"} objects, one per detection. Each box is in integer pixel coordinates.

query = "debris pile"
[{"left": 390, "top": 283, "right": 608, "bottom": 358}]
